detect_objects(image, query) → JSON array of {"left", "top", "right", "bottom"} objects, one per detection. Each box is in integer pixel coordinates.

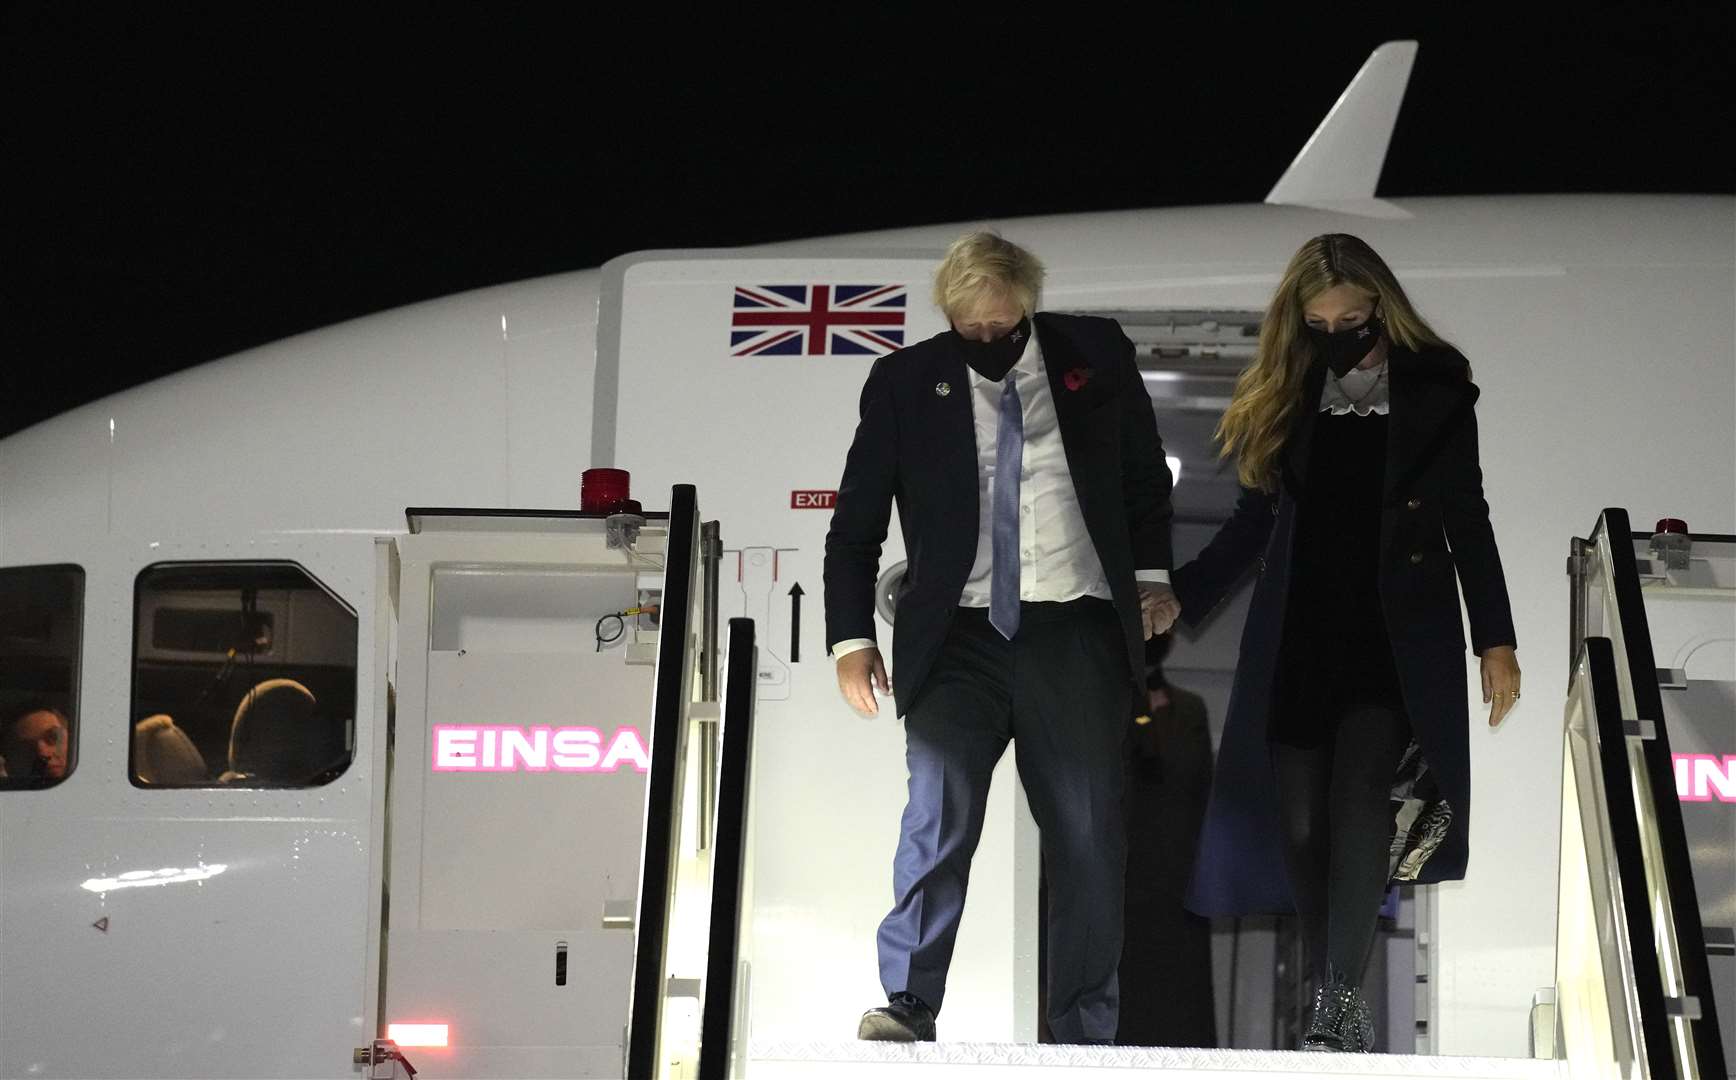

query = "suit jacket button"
[
  {"left": 1270, "top": 502, "right": 1279, "bottom": 517},
  {"left": 1257, "top": 556, "right": 1267, "bottom": 574},
  {"left": 1409, "top": 551, "right": 1425, "bottom": 565},
  {"left": 1406, "top": 497, "right": 1423, "bottom": 511}
]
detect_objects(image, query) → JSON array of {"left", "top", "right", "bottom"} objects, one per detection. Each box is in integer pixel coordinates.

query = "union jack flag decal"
[{"left": 731, "top": 284, "right": 906, "bottom": 356}]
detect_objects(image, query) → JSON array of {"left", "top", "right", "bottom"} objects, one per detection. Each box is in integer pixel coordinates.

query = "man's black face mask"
[{"left": 952, "top": 316, "right": 1031, "bottom": 381}]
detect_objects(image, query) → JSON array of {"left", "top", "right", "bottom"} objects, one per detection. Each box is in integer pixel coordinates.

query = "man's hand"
[
  {"left": 1481, "top": 645, "right": 1521, "bottom": 727},
  {"left": 836, "top": 647, "right": 892, "bottom": 717},
  {"left": 1137, "top": 581, "right": 1180, "bottom": 639}
]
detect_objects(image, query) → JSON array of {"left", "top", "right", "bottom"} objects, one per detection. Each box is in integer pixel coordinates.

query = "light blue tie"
[{"left": 990, "top": 374, "right": 1023, "bottom": 640}]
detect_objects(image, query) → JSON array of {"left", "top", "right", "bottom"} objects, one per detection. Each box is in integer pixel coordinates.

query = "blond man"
[{"left": 823, "top": 232, "right": 1177, "bottom": 1043}]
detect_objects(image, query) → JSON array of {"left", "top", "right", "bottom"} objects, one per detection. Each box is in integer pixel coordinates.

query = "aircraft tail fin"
[{"left": 1265, "top": 40, "right": 1418, "bottom": 210}]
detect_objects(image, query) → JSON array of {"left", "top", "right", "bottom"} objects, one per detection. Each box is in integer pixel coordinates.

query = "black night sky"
[{"left": 3, "top": 4, "right": 1731, "bottom": 439}]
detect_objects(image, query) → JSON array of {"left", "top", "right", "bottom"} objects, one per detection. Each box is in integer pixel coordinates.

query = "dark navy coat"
[
  {"left": 1172, "top": 344, "right": 1517, "bottom": 916},
  {"left": 823, "top": 312, "right": 1175, "bottom": 718}
]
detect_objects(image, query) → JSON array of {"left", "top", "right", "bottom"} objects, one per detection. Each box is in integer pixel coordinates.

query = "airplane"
[{"left": 1, "top": 40, "right": 1730, "bottom": 1079}]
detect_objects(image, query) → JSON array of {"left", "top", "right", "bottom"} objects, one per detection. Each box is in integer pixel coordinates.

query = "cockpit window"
[
  {"left": 130, "top": 562, "right": 357, "bottom": 789},
  {"left": 0, "top": 565, "right": 84, "bottom": 791}
]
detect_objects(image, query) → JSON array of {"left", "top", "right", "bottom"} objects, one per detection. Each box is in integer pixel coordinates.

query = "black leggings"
[{"left": 1272, "top": 703, "right": 1412, "bottom": 988}]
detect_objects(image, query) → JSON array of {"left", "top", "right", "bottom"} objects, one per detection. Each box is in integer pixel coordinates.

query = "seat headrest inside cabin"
[
  {"left": 227, "top": 678, "right": 342, "bottom": 785},
  {"left": 134, "top": 713, "right": 208, "bottom": 785}
]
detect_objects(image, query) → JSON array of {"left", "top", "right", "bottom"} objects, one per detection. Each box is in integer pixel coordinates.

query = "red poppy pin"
[{"left": 1063, "top": 367, "right": 1093, "bottom": 391}]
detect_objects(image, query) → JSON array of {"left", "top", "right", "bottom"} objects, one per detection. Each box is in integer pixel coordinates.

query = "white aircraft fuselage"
[{"left": 2, "top": 42, "right": 1732, "bottom": 1078}]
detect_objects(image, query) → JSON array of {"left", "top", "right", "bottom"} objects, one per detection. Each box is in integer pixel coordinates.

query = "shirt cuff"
[
  {"left": 1135, "top": 570, "right": 1172, "bottom": 585},
  {"left": 830, "top": 638, "right": 878, "bottom": 661}
]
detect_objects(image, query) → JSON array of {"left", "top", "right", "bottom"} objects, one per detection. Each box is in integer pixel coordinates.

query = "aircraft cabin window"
[
  {"left": 0, "top": 565, "right": 84, "bottom": 790},
  {"left": 130, "top": 562, "right": 357, "bottom": 789}
]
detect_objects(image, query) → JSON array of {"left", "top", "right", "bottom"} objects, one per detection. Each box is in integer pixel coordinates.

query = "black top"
[{"left": 1272, "top": 410, "right": 1404, "bottom": 740}]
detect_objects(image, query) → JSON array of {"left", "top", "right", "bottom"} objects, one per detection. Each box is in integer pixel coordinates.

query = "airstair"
[{"left": 363, "top": 496, "right": 1728, "bottom": 1078}]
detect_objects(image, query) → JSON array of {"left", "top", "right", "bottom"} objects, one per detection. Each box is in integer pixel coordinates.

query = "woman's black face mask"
[
  {"left": 1307, "top": 309, "right": 1385, "bottom": 377},
  {"left": 952, "top": 316, "right": 1031, "bottom": 381}
]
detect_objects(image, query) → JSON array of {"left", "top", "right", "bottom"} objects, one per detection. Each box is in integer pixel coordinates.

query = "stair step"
[{"left": 750, "top": 1041, "right": 1563, "bottom": 1079}]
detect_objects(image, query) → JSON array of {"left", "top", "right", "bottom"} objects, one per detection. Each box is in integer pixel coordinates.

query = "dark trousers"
[
  {"left": 876, "top": 597, "right": 1130, "bottom": 1043},
  {"left": 1118, "top": 685, "right": 1218, "bottom": 1047},
  {"left": 1271, "top": 702, "right": 1412, "bottom": 987}
]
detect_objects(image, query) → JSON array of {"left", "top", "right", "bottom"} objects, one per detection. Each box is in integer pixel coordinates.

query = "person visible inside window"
[{"left": 0, "top": 701, "right": 71, "bottom": 783}]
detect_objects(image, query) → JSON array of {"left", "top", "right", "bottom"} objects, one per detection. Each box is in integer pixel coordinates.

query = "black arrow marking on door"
[{"left": 789, "top": 583, "right": 804, "bottom": 662}]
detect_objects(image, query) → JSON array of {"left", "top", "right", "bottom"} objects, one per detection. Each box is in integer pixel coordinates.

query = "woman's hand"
[{"left": 1481, "top": 645, "right": 1521, "bottom": 727}]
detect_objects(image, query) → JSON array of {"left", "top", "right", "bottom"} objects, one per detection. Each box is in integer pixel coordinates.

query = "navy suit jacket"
[{"left": 823, "top": 312, "right": 1174, "bottom": 718}]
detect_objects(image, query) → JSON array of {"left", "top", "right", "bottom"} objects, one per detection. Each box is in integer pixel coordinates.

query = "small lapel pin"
[
  {"left": 1010, "top": 328, "right": 1025, "bottom": 343},
  {"left": 935, "top": 382, "right": 951, "bottom": 397}
]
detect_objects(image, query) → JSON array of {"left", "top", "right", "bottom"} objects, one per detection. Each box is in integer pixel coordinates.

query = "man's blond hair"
[{"left": 932, "top": 232, "right": 1044, "bottom": 320}]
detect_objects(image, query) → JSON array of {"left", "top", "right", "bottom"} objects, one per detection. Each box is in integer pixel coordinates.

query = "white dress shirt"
[{"left": 832, "top": 323, "right": 1168, "bottom": 660}]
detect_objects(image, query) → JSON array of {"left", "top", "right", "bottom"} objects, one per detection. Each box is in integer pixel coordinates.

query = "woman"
[{"left": 1171, "top": 234, "right": 1521, "bottom": 1051}]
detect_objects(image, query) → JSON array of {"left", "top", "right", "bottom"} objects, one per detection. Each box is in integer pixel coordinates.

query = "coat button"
[
  {"left": 1410, "top": 552, "right": 1425, "bottom": 565},
  {"left": 1257, "top": 556, "right": 1267, "bottom": 574},
  {"left": 1270, "top": 502, "right": 1279, "bottom": 517},
  {"left": 1406, "top": 497, "right": 1423, "bottom": 511}
]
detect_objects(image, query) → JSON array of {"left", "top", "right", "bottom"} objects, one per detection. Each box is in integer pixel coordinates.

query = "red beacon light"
[
  {"left": 1650, "top": 517, "right": 1692, "bottom": 570},
  {"left": 581, "top": 468, "right": 641, "bottom": 515}
]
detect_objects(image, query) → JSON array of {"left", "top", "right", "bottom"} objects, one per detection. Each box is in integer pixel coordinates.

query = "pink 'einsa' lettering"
[
  {"left": 432, "top": 724, "right": 651, "bottom": 774},
  {"left": 1673, "top": 753, "right": 1736, "bottom": 803}
]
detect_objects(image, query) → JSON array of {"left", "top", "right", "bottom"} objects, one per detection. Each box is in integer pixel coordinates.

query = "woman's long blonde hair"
[{"left": 1218, "top": 233, "right": 1451, "bottom": 491}]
